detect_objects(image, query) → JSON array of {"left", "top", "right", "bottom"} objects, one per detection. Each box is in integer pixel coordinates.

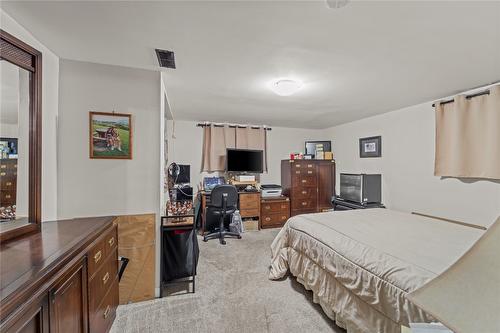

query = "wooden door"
[
  {"left": 49, "top": 258, "right": 88, "bottom": 333},
  {"left": 0, "top": 294, "right": 49, "bottom": 333}
]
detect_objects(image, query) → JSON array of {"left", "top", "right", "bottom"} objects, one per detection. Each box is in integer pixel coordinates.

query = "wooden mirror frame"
[{"left": 0, "top": 30, "right": 42, "bottom": 242}]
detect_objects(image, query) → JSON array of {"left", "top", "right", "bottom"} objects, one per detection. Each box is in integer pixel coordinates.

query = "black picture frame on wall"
[{"left": 359, "top": 136, "right": 382, "bottom": 158}]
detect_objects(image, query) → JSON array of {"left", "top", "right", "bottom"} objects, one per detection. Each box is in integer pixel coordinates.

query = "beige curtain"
[
  {"left": 434, "top": 85, "right": 500, "bottom": 179},
  {"left": 201, "top": 125, "right": 268, "bottom": 172},
  {"left": 201, "top": 125, "right": 235, "bottom": 172},
  {"left": 235, "top": 127, "right": 268, "bottom": 171}
]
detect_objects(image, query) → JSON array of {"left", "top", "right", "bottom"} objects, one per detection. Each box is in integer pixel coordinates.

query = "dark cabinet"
[
  {"left": 1, "top": 294, "right": 49, "bottom": 333},
  {"left": 0, "top": 217, "right": 118, "bottom": 333},
  {"left": 49, "top": 259, "right": 88, "bottom": 333},
  {"left": 281, "top": 159, "right": 335, "bottom": 216}
]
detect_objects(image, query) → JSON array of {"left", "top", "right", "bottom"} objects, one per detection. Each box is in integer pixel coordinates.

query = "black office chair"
[{"left": 203, "top": 185, "right": 242, "bottom": 245}]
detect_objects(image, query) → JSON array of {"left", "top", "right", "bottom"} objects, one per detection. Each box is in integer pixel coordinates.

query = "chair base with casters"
[{"left": 203, "top": 185, "right": 242, "bottom": 245}]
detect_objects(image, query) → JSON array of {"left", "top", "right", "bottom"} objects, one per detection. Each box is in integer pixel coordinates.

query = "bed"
[{"left": 269, "top": 209, "right": 484, "bottom": 333}]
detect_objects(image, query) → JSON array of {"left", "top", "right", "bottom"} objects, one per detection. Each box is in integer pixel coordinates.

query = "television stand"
[{"left": 332, "top": 197, "right": 385, "bottom": 211}]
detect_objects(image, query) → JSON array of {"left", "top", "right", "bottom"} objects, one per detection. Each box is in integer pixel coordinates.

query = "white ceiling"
[{"left": 2, "top": 1, "right": 499, "bottom": 129}]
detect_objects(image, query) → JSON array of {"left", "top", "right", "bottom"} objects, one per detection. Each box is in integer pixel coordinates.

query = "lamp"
[
  {"left": 407, "top": 217, "right": 500, "bottom": 333},
  {"left": 270, "top": 79, "right": 303, "bottom": 96}
]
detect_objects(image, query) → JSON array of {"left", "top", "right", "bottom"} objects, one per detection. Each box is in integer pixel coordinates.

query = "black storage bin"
[{"left": 162, "top": 229, "right": 199, "bottom": 282}]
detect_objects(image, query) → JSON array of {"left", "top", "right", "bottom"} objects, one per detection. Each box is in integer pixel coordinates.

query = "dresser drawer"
[
  {"left": 89, "top": 278, "right": 119, "bottom": 333},
  {"left": 240, "top": 208, "right": 260, "bottom": 218},
  {"left": 292, "top": 175, "right": 317, "bottom": 187},
  {"left": 88, "top": 238, "right": 105, "bottom": 278},
  {"left": 0, "top": 178, "right": 16, "bottom": 189},
  {"left": 291, "top": 162, "right": 316, "bottom": 170},
  {"left": 260, "top": 201, "right": 290, "bottom": 214},
  {"left": 88, "top": 226, "right": 116, "bottom": 278},
  {"left": 103, "top": 227, "right": 117, "bottom": 259},
  {"left": 89, "top": 249, "right": 118, "bottom": 314},
  {"left": 261, "top": 212, "right": 289, "bottom": 228},
  {"left": 292, "top": 187, "right": 317, "bottom": 200},
  {"left": 292, "top": 198, "right": 317, "bottom": 210},
  {"left": 239, "top": 198, "right": 259, "bottom": 210}
]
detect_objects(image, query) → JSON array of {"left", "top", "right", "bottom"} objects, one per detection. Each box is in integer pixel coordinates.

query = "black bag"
[{"left": 162, "top": 229, "right": 199, "bottom": 282}]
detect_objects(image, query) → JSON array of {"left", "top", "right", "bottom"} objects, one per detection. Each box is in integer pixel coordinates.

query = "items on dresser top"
[
  {"left": 0, "top": 216, "right": 119, "bottom": 333},
  {"left": 281, "top": 159, "right": 335, "bottom": 217}
]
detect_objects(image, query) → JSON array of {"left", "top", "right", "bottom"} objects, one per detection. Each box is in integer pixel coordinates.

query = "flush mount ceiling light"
[
  {"left": 270, "top": 79, "right": 303, "bottom": 96},
  {"left": 326, "top": 0, "right": 349, "bottom": 9}
]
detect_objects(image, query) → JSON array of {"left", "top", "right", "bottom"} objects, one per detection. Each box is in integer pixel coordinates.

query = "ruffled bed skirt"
[{"left": 269, "top": 226, "right": 434, "bottom": 333}]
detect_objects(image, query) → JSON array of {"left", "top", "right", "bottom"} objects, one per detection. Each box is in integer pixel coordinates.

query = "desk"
[
  {"left": 199, "top": 191, "right": 261, "bottom": 233},
  {"left": 160, "top": 212, "right": 198, "bottom": 296}
]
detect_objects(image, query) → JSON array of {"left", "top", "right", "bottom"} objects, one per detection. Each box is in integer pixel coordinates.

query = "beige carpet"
[{"left": 111, "top": 228, "right": 345, "bottom": 333}]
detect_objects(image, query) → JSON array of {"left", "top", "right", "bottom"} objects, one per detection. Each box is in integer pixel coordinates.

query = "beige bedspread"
[{"left": 269, "top": 209, "right": 483, "bottom": 333}]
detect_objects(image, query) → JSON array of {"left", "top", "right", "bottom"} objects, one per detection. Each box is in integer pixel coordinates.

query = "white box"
[{"left": 236, "top": 175, "right": 255, "bottom": 182}]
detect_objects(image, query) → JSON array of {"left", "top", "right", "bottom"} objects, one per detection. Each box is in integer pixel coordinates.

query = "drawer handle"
[
  {"left": 102, "top": 272, "right": 110, "bottom": 285},
  {"left": 108, "top": 237, "right": 115, "bottom": 247},
  {"left": 307, "top": 170, "right": 313, "bottom": 174},
  {"left": 0, "top": 172, "right": 5, "bottom": 176},
  {"left": 14, "top": 165, "right": 17, "bottom": 168},
  {"left": 0, "top": 165, "right": 6, "bottom": 169},
  {"left": 103, "top": 305, "right": 111, "bottom": 319},
  {"left": 295, "top": 170, "right": 300, "bottom": 174},
  {"left": 264, "top": 205, "right": 271, "bottom": 210},
  {"left": 302, "top": 201, "right": 307, "bottom": 206},
  {"left": 301, "top": 179, "right": 307, "bottom": 183},
  {"left": 281, "top": 205, "right": 287, "bottom": 209},
  {"left": 6, "top": 182, "right": 12, "bottom": 186},
  {"left": 295, "top": 164, "right": 301, "bottom": 168},
  {"left": 94, "top": 250, "right": 102, "bottom": 264},
  {"left": 265, "top": 217, "right": 271, "bottom": 222},
  {"left": 282, "top": 216, "right": 287, "bottom": 219},
  {"left": 5, "top": 194, "right": 11, "bottom": 199},
  {"left": 302, "top": 190, "right": 307, "bottom": 194},
  {"left": 307, "top": 164, "right": 313, "bottom": 168}
]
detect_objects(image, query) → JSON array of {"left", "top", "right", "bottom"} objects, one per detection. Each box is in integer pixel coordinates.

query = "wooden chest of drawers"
[
  {"left": 260, "top": 197, "right": 290, "bottom": 229},
  {"left": 0, "top": 159, "right": 17, "bottom": 207},
  {"left": 0, "top": 217, "right": 119, "bottom": 333},
  {"left": 281, "top": 159, "right": 335, "bottom": 216}
]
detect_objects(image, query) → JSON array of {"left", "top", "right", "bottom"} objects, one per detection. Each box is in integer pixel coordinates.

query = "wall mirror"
[{"left": 0, "top": 30, "right": 42, "bottom": 242}]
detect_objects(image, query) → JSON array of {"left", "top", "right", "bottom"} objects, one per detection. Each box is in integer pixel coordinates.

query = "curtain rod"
[
  {"left": 196, "top": 122, "right": 272, "bottom": 131},
  {"left": 432, "top": 82, "right": 499, "bottom": 107}
]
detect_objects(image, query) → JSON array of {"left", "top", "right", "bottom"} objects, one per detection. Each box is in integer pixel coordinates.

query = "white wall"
[
  {"left": 1, "top": 9, "right": 59, "bottom": 221},
  {"left": 57, "top": 60, "right": 161, "bottom": 219},
  {"left": 165, "top": 120, "right": 328, "bottom": 191},
  {"left": 325, "top": 102, "right": 500, "bottom": 227}
]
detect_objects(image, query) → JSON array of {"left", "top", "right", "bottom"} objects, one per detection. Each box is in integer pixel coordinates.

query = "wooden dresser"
[
  {"left": 0, "top": 159, "right": 17, "bottom": 207},
  {"left": 281, "top": 159, "right": 335, "bottom": 216},
  {"left": 260, "top": 197, "right": 290, "bottom": 229},
  {"left": 0, "top": 216, "right": 119, "bottom": 333}
]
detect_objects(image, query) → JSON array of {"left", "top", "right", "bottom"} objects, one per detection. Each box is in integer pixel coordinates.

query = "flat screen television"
[{"left": 226, "top": 149, "right": 263, "bottom": 173}]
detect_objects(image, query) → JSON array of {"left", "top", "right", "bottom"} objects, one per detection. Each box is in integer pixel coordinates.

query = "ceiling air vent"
[{"left": 155, "top": 49, "right": 176, "bottom": 69}]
